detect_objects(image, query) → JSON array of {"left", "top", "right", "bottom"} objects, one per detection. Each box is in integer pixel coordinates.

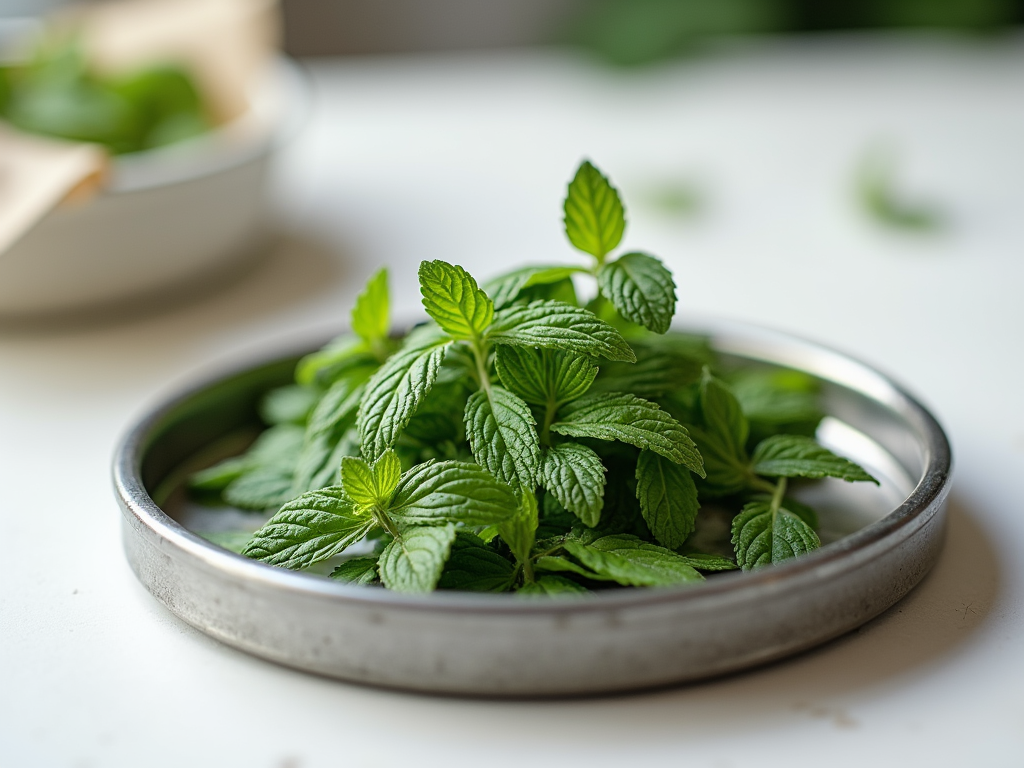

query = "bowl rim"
[{"left": 113, "top": 315, "right": 953, "bottom": 616}]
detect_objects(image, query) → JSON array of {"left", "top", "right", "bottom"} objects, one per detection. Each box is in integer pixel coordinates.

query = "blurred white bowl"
[{"left": 0, "top": 56, "right": 307, "bottom": 317}]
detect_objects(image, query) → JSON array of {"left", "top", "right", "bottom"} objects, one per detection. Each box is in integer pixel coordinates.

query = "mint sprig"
[{"left": 193, "top": 160, "right": 880, "bottom": 593}]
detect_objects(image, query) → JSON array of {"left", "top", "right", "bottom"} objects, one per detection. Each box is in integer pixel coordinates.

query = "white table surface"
[{"left": 2, "top": 35, "right": 1023, "bottom": 767}]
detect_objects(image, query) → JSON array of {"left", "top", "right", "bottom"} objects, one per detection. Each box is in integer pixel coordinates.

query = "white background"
[{"left": 1, "top": 35, "right": 1022, "bottom": 767}]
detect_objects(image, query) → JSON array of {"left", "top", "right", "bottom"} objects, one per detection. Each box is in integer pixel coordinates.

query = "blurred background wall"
[{"left": 279, "top": 0, "right": 1024, "bottom": 63}]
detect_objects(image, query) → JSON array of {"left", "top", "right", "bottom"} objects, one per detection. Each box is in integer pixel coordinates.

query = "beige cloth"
[
  {"left": 0, "top": 126, "right": 107, "bottom": 255},
  {"left": 75, "top": 0, "right": 281, "bottom": 123}
]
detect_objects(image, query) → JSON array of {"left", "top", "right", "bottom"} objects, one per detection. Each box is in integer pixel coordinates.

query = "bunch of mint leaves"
[
  {"left": 0, "top": 39, "right": 211, "bottom": 155},
  {"left": 191, "top": 160, "right": 877, "bottom": 594}
]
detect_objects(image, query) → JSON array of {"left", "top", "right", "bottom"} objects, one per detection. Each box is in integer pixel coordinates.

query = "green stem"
[
  {"left": 522, "top": 558, "right": 535, "bottom": 585},
  {"left": 540, "top": 398, "right": 557, "bottom": 448},
  {"left": 372, "top": 506, "right": 400, "bottom": 539},
  {"left": 769, "top": 477, "right": 788, "bottom": 516},
  {"left": 470, "top": 338, "right": 492, "bottom": 396}
]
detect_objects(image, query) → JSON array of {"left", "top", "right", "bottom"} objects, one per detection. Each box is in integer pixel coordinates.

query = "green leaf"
[
  {"left": 597, "top": 252, "right": 677, "bottom": 334},
  {"left": 590, "top": 349, "right": 701, "bottom": 399},
  {"left": 562, "top": 535, "right": 704, "bottom": 587},
  {"left": 517, "top": 575, "right": 589, "bottom": 596},
  {"left": 563, "top": 160, "right": 625, "bottom": 259},
  {"left": 357, "top": 324, "right": 452, "bottom": 461},
  {"left": 189, "top": 455, "right": 249, "bottom": 492},
  {"left": 499, "top": 487, "right": 540, "bottom": 567},
  {"left": 306, "top": 369, "right": 373, "bottom": 437},
  {"left": 341, "top": 449, "right": 401, "bottom": 507},
  {"left": 242, "top": 487, "right": 374, "bottom": 569},
  {"left": 483, "top": 265, "right": 587, "bottom": 310},
  {"left": 210, "top": 426, "right": 305, "bottom": 507},
  {"left": 688, "top": 370, "right": 750, "bottom": 496},
  {"left": 494, "top": 346, "right": 598, "bottom": 407},
  {"left": 290, "top": 428, "right": 360, "bottom": 495},
  {"left": 295, "top": 335, "right": 378, "bottom": 388},
  {"left": 351, "top": 267, "right": 390, "bottom": 343},
  {"left": 389, "top": 460, "right": 518, "bottom": 526},
  {"left": 223, "top": 466, "right": 295, "bottom": 510},
  {"left": 676, "top": 552, "right": 738, "bottom": 571},
  {"left": 378, "top": 523, "right": 457, "bottom": 593},
  {"left": 635, "top": 448, "right": 699, "bottom": 550},
  {"left": 330, "top": 556, "right": 380, "bottom": 585},
  {"left": 751, "top": 435, "right": 879, "bottom": 483},
  {"left": 729, "top": 368, "right": 823, "bottom": 425},
  {"left": 540, "top": 443, "right": 606, "bottom": 527},
  {"left": 488, "top": 300, "right": 636, "bottom": 363},
  {"left": 700, "top": 368, "right": 748, "bottom": 458},
  {"left": 259, "top": 385, "right": 318, "bottom": 426},
  {"left": 731, "top": 500, "right": 820, "bottom": 570},
  {"left": 403, "top": 380, "right": 468, "bottom": 444},
  {"left": 418, "top": 260, "right": 494, "bottom": 340},
  {"left": 199, "top": 530, "right": 256, "bottom": 554},
  {"left": 437, "top": 532, "right": 516, "bottom": 592},
  {"left": 464, "top": 387, "right": 540, "bottom": 488},
  {"left": 551, "top": 393, "right": 704, "bottom": 475}
]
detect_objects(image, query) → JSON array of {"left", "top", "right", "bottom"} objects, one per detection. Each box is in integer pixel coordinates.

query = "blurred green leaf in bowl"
[{"left": 0, "top": 37, "right": 212, "bottom": 154}]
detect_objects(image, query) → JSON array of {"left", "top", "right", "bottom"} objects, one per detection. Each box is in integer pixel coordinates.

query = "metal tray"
[{"left": 113, "top": 318, "right": 952, "bottom": 696}]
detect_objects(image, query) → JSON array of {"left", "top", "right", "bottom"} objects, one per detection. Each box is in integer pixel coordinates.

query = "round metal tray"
[{"left": 113, "top": 318, "right": 952, "bottom": 696}]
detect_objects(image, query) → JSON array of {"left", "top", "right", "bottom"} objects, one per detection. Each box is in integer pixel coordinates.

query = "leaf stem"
[
  {"left": 470, "top": 339, "right": 492, "bottom": 397},
  {"left": 769, "top": 477, "right": 788, "bottom": 516},
  {"left": 372, "top": 507, "right": 400, "bottom": 539},
  {"left": 540, "top": 398, "right": 557, "bottom": 448}
]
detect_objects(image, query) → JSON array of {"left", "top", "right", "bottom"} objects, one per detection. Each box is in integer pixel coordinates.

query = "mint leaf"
[
  {"left": 190, "top": 455, "right": 249, "bottom": 492},
  {"left": 389, "top": 460, "right": 518, "bottom": 526},
  {"left": 295, "top": 335, "right": 378, "bottom": 388},
  {"left": 499, "top": 487, "right": 539, "bottom": 567},
  {"left": 751, "top": 435, "right": 879, "bottom": 483},
  {"left": 563, "top": 160, "right": 625, "bottom": 259},
  {"left": 199, "top": 530, "right": 255, "bottom": 554},
  {"left": 540, "top": 443, "right": 606, "bottom": 527},
  {"left": 330, "top": 555, "right": 380, "bottom": 584},
  {"left": 242, "top": 487, "right": 374, "bottom": 569},
  {"left": 701, "top": 368, "right": 748, "bottom": 457},
  {"left": 378, "top": 523, "right": 457, "bottom": 593},
  {"left": 597, "top": 252, "right": 677, "bottom": 334},
  {"left": 418, "top": 260, "right": 494, "bottom": 341},
  {"left": 517, "top": 575, "right": 588, "bottom": 596},
  {"left": 731, "top": 500, "right": 820, "bottom": 570},
  {"left": 437, "top": 532, "right": 516, "bottom": 592},
  {"left": 730, "top": 368, "right": 823, "bottom": 426},
  {"left": 562, "top": 535, "right": 704, "bottom": 587},
  {"left": 351, "top": 267, "right": 390, "bottom": 344},
  {"left": 223, "top": 466, "right": 295, "bottom": 510},
  {"left": 635, "top": 448, "right": 699, "bottom": 550},
  {"left": 488, "top": 300, "right": 636, "bottom": 363},
  {"left": 259, "top": 385, "right": 318, "bottom": 426},
  {"left": 688, "top": 370, "right": 750, "bottom": 496},
  {"left": 676, "top": 552, "right": 738, "bottom": 571},
  {"left": 484, "top": 265, "right": 587, "bottom": 310},
  {"left": 551, "top": 393, "right": 704, "bottom": 475},
  {"left": 590, "top": 349, "right": 700, "bottom": 399},
  {"left": 403, "top": 380, "right": 468, "bottom": 444},
  {"left": 357, "top": 324, "right": 451, "bottom": 461},
  {"left": 494, "top": 346, "right": 598, "bottom": 407},
  {"left": 306, "top": 368, "right": 373, "bottom": 437},
  {"left": 290, "top": 427, "right": 360, "bottom": 495},
  {"left": 464, "top": 387, "right": 540, "bottom": 489},
  {"left": 341, "top": 449, "right": 401, "bottom": 507}
]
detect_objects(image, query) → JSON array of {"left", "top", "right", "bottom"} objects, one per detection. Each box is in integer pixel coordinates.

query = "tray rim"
[{"left": 113, "top": 314, "right": 953, "bottom": 617}]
